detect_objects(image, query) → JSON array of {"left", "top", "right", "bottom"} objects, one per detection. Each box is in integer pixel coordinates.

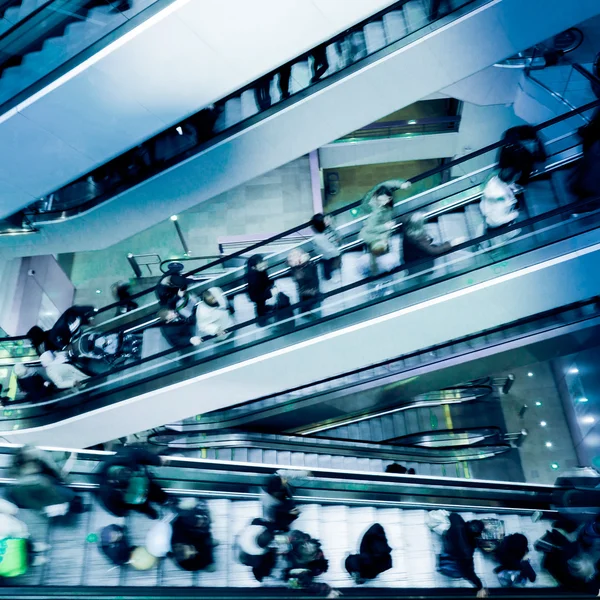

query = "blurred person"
[
  {"left": 157, "top": 308, "right": 197, "bottom": 348},
  {"left": 402, "top": 212, "right": 464, "bottom": 277},
  {"left": 287, "top": 249, "right": 320, "bottom": 312},
  {"left": 40, "top": 351, "right": 89, "bottom": 390},
  {"left": 47, "top": 305, "right": 96, "bottom": 351},
  {"left": 480, "top": 168, "right": 520, "bottom": 232},
  {"left": 310, "top": 213, "right": 341, "bottom": 281},
  {"left": 97, "top": 447, "right": 167, "bottom": 520},
  {"left": 578, "top": 513, "right": 600, "bottom": 556},
  {"left": 311, "top": 44, "right": 329, "bottom": 83},
  {"left": 9, "top": 446, "right": 84, "bottom": 516},
  {"left": 156, "top": 262, "right": 194, "bottom": 309},
  {"left": 237, "top": 518, "right": 278, "bottom": 582},
  {"left": 437, "top": 513, "right": 487, "bottom": 596},
  {"left": 284, "top": 529, "right": 329, "bottom": 589},
  {"left": 569, "top": 113, "right": 600, "bottom": 213},
  {"left": 112, "top": 281, "right": 138, "bottom": 315},
  {"left": 494, "top": 533, "right": 536, "bottom": 587},
  {"left": 385, "top": 463, "right": 416, "bottom": 475},
  {"left": 261, "top": 469, "right": 311, "bottom": 531},
  {"left": 246, "top": 254, "right": 274, "bottom": 326},
  {"left": 345, "top": 523, "right": 392, "bottom": 584},
  {"left": 279, "top": 64, "right": 292, "bottom": 101},
  {"left": 255, "top": 75, "right": 273, "bottom": 111},
  {"left": 430, "top": 0, "right": 452, "bottom": 20},
  {"left": 171, "top": 498, "right": 216, "bottom": 572},
  {"left": 360, "top": 180, "right": 411, "bottom": 276},
  {"left": 542, "top": 539, "right": 600, "bottom": 594},
  {"left": 0, "top": 497, "right": 50, "bottom": 575},
  {"left": 12, "top": 363, "right": 53, "bottom": 403},
  {"left": 192, "top": 287, "right": 233, "bottom": 344},
  {"left": 498, "top": 125, "right": 547, "bottom": 185}
]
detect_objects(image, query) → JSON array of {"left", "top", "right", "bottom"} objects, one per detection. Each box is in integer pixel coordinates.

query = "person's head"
[
  {"left": 385, "top": 463, "right": 408, "bottom": 474},
  {"left": 202, "top": 289, "right": 218, "bottom": 307},
  {"left": 369, "top": 241, "right": 389, "bottom": 257},
  {"left": 288, "top": 248, "right": 309, "bottom": 268},
  {"left": 498, "top": 166, "right": 518, "bottom": 184},
  {"left": 248, "top": 254, "right": 267, "bottom": 272},
  {"left": 466, "top": 520, "right": 485, "bottom": 540},
  {"left": 27, "top": 326, "right": 46, "bottom": 348},
  {"left": 311, "top": 213, "right": 328, "bottom": 233},
  {"left": 39, "top": 351, "right": 55, "bottom": 368},
  {"left": 107, "top": 465, "right": 135, "bottom": 490},
  {"left": 373, "top": 186, "right": 395, "bottom": 209},
  {"left": 266, "top": 474, "right": 291, "bottom": 500}
]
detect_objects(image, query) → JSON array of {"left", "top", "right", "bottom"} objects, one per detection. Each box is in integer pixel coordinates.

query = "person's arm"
[
  {"left": 361, "top": 179, "right": 408, "bottom": 212},
  {"left": 411, "top": 234, "right": 452, "bottom": 256},
  {"left": 458, "top": 557, "right": 483, "bottom": 590},
  {"left": 522, "top": 560, "right": 536, "bottom": 583}
]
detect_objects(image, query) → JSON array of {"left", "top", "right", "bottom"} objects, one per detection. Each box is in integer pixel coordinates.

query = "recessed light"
[
  {"left": 535, "top": 401, "right": 542, "bottom": 407},
  {"left": 579, "top": 397, "right": 589, "bottom": 403},
  {"left": 545, "top": 442, "right": 553, "bottom": 448},
  {"left": 407, "top": 119, "right": 418, "bottom": 125},
  {"left": 569, "top": 367, "right": 579, "bottom": 374},
  {"left": 170, "top": 215, "right": 178, "bottom": 221},
  {"left": 95, "top": 289, "right": 101, "bottom": 294},
  {"left": 176, "top": 126, "right": 183, "bottom": 135},
  {"left": 540, "top": 421, "right": 547, "bottom": 427},
  {"left": 551, "top": 463, "right": 559, "bottom": 470},
  {"left": 583, "top": 416, "right": 595, "bottom": 424},
  {"left": 528, "top": 372, "right": 534, "bottom": 377}
]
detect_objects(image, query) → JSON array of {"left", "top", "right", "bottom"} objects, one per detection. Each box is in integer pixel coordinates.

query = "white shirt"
[{"left": 480, "top": 176, "right": 519, "bottom": 228}]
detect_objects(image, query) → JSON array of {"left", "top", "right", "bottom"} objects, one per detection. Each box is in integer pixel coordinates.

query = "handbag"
[
  {"left": 478, "top": 518, "right": 505, "bottom": 553},
  {"left": 427, "top": 509, "right": 451, "bottom": 535}
]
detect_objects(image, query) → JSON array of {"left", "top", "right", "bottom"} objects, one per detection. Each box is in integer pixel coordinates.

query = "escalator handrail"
[
  {"left": 146, "top": 430, "right": 512, "bottom": 463},
  {"left": 1, "top": 98, "right": 596, "bottom": 348},
  {"left": 2, "top": 196, "right": 599, "bottom": 424},
  {"left": 173, "top": 383, "right": 494, "bottom": 429}
]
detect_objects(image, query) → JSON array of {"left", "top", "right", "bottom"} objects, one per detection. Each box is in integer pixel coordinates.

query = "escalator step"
[
  {"left": 383, "top": 10, "right": 408, "bottom": 43},
  {"left": 275, "top": 451, "right": 292, "bottom": 465},
  {"left": 364, "top": 21, "right": 386, "bottom": 54},
  {"left": 303, "top": 453, "right": 320, "bottom": 468},
  {"left": 317, "top": 454, "right": 334, "bottom": 469},
  {"left": 380, "top": 415, "right": 396, "bottom": 440},
  {"left": 233, "top": 448, "right": 248, "bottom": 463},
  {"left": 392, "top": 411, "right": 408, "bottom": 438},
  {"left": 247, "top": 448, "right": 263, "bottom": 464},
  {"left": 290, "top": 452, "right": 306, "bottom": 467},
  {"left": 263, "top": 449, "right": 278, "bottom": 465},
  {"left": 358, "top": 420, "right": 372, "bottom": 440},
  {"left": 369, "top": 417, "right": 384, "bottom": 442}
]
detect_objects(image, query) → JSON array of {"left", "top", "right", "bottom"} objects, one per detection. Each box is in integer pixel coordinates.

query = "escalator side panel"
[{"left": 4, "top": 235, "right": 600, "bottom": 448}]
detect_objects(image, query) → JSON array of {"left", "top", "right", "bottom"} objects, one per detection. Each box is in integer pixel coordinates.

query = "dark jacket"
[
  {"left": 403, "top": 231, "right": 451, "bottom": 274},
  {"left": 345, "top": 523, "right": 392, "bottom": 580},
  {"left": 97, "top": 448, "right": 161, "bottom": 517},
  {"left": 171, "top": 516, "right": 214, "bottom": 571},
  {"left": 543, "top": 540, "right": 600, "bottom": 594},
  {"left": 442, "top": 513, "right": 482, "bottom": 590},
  {"left": 246, "top": 256, "right": 273, "bottom": 304},
  {"left": 494, "top": 533, "right": 536, "bottom": 582},
  {"left": 48, "top": 305, "right": 95, "bottom": 350},
  {"left": 290, "top": 262, "right": 320, "bottom": 300}
]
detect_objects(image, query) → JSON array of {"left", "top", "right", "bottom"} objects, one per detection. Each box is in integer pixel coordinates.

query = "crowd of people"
[
  {"left": 1, "top": 447, "right": 600, "bottom": 596},
  {"left": 9, "top": 116, "right": 600, "bottom": 401}
]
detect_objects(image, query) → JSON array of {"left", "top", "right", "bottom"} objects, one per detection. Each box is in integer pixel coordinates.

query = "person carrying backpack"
[
  {"left": 236, "top": 518, "right": 278, "bottom": 582},
  {"left": 97, "top": 448, "right": 167, "bottom": 519},
  {"left": 261, "top": 470, "right": 310, "bottom": 531},
  {"left": 170, "top": 499, "right": 216, "bottom": 572},
  {"left": 345, "top": 523, "right": 392, "bottom": 584},
  {"left": 494, "top": 533, "right": 536, "bottom": 587},
  {"left": 284, "top": 530, "right": 329, "bottom": 592}
]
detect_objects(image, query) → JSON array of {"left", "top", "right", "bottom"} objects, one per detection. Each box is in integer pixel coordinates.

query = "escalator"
[
  {"left": 0, "top": 444, "right": 567, "bottom": 597},
  {"left": 3, "top": 0, "right": 598, "bottom": 256},
  {"left": 2, "top": 101, "right": 600, "bottom": 447}
]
